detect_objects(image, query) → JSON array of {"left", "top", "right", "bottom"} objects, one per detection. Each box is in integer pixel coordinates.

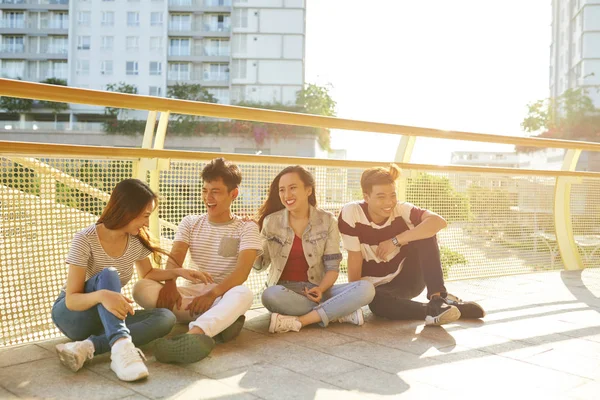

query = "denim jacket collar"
[{"left": 280, "top": 205, "right": 323, "bottom": 233}]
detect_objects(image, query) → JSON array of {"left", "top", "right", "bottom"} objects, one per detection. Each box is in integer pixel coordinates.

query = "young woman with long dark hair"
[{"left": 51, "top": 179, "right": 205, "bottom": 381}]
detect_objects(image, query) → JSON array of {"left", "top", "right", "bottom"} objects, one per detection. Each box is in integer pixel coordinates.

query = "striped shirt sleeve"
[
  {"left": 338, "top": 204, "right": 362, "bottom": 252},
  {"left": 174, "top": 215, "right": 194, "bottom": 244},
  {"left": 398, "top": 202, "right": 426, "bottom": 229},
  {"left": 239, "top": 221, "right": 263, "bottom": 256},
  {"left": 65, "top": 231, "right": 91, "bottom": 267},
  {"left": 137, "top": 239, "right": 153, "bottom": 261}
]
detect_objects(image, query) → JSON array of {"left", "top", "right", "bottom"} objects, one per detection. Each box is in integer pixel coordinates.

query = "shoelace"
[
  {"left": 277, "top": 317, "right": 298, "bottom": 331},
  {"left": 119, "top": 347, "right": 147, "bottom": 367}
]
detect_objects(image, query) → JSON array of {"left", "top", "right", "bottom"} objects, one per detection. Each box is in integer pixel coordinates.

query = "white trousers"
[{"left": 133, "top": 279, "right": 253, "bottom": 337}]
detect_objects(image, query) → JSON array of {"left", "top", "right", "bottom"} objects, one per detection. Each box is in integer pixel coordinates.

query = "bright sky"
[{"left": 304, "top": 0, "right": 551, "bottom": 164}]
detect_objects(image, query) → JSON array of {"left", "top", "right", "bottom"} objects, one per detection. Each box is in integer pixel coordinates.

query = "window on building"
[
  {"left": 76, "top": 60, "right": 90, "bottom": 75},
  {"left": 127, "top": 12, "right": 140, "bottom": 27},
  {"left": 100, "top": 60, "right": 113, "bottom": 75},
  {"left": 150, "top": 37, "right": 163, "bottom": 51},
  {"left": 126, "top": 61, "right": 139, "bottom": 75},
  {"left": 101, "top": 36, "right": 114, "bottom": 50},
  {"left": 169, "top": 38, "right": 190, "bottom": 56},
  {"left": 126, "top": 36, "right": 139, "bottom": 51},
  {"left": 101, "top": 11, "right": 115, "bottom": 27},
  {"left": 3, "top": 12, "right": 25, "bottom": 29},
  {"left": 232, "top": 35, "right": 246, "bottom": 54},
  {"left": 150, "top": 12, "right": 163, "bottom": 26},
  {"left": 231, "top": 60, "right": 247, "bottom": 79},
  {"left": 149, "top": 61, "right": 162, "bottom": 75},
  {"left": 168, "top": 62, "right": 190, "bottom": 80},
  {"left": 77, "top": 11, "right": 91, "bottom": 26},
  {"left": 233, "top": 9, "right": 248, "bottom": 28},
  {"left": 170, "top": 14, "right": 192, "bottom": 30},
  {"left": 77, "top": 36, "right": 91, "bottom": 50},
  {"left": 149, "top": 86, "right": 162, "bottom": 96}
]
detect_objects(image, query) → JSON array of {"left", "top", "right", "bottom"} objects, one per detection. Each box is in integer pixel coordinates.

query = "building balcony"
[
  {"left": 0, "top": 43, "right": 24, "bottom": 53},
  {"left": 0, "top": 19, "right": 25, "bottom": 28},
  {"left": 204, "top": 22, "right": 231, "bottom": 33},
  {"left": 203, "top": 47, "right": 230, "bottom": 57},
  {"left": 0, "top": 0, "right": 67, "bottom": 7},
  {"left": 167, "top": 47, "right": 229, "bottom": 62},
  {"left": 168, "top": 0, "right": 231, "bottom": 12}
]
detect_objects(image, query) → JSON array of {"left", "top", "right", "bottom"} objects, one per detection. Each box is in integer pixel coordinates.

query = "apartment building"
[
  {"left": 550, "top": 0, "right": 600, "bottom": 106},
  {"left": 0, "top": 0, "right": 306, "bottom": 112}
]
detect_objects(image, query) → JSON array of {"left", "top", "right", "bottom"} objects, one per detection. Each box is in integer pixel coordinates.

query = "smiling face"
[
  {"left": 364, "top": 183, "right": 397, "bottom": 224},
  {"left": 124, "top": 200, "right": 154, "bottom": 235},
  {"left": 202, "top": 177, "right": 238, "bottom": 222},
  {"left": 278, "top": 172, "right": 312, "bottom": 215}
]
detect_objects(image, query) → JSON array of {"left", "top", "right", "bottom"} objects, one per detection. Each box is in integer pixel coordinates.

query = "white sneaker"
[
  {"left": 337, "top": 309, "right": 365, "bottom": 326},
  {"left": 268, "top": 313, "right": 302, "bottom": 333},
  {"left": 56, "top": 340, "right": 94, "bottom": 372},
  {"left": 110, "top": 341, "right": 149, "bottom": 382}
]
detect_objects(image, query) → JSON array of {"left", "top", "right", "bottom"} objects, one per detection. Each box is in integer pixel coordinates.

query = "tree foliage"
[{"left": 518, "top": 87, "right": 600, "bottom": 152}]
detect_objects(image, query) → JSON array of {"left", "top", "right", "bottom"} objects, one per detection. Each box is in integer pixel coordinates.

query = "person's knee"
[
  {"left": 97, "top": 267, "right": 121, "bottom": 290},
  {"left": 150, "top": 308, "right": 177, "bottom": 337},
  {"left": 260, "top": 286, "right": 283, "bottom": 311},
  {"left": 357, "top": 280, "right": 376, "bottom": 304},
  {"left": 132, "top": 279, "right": 158, "bottom": 309},
  {"left": 230, "top": 285, "right": 254, "bottom": 310}
]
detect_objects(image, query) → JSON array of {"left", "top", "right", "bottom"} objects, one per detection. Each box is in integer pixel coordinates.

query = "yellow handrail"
[
  {"left": 2, "top": 78, "right": 600, "bottom": 152},
  {"left": 3, "top": 140, "right": 600, "bottom": 179}
]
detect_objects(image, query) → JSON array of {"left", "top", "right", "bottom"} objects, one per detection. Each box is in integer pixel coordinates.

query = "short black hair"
[{"left": 201, "top": 158, "right": 242, "bottom": 192}]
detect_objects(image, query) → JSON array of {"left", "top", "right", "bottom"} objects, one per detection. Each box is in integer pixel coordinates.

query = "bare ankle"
[{"left": 188, "top": 327, "right": 205, "bottom": 335}]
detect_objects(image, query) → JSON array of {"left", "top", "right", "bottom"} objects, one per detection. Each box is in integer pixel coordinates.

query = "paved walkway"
[{"left": 1, "top": 270, "right": 600, "bottom": 399}]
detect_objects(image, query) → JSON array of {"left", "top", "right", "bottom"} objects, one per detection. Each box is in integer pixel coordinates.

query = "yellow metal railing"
[{"left": 1, "top": 78, "right": 600, "bottom": 347}]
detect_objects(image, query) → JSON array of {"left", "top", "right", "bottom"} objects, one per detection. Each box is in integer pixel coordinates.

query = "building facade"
[
  {"left": 0, "top": 0, "right": 306, "bottom": 111},
  {"left": 550, "top": 0, "right": 600, "bottom": 106}
]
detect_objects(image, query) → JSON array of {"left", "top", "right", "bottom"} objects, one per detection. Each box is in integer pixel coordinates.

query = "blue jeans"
[
  {"left": 51, "top": 268, "right": 176, "bottom": 355},
  {"left": 261, "top": 280, "right": 375, "bottom": 326}
]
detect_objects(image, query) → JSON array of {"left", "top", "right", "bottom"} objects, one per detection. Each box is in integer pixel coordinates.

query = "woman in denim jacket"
[{"left": 254, "top": 165, "right": 375, "bottom": 334}]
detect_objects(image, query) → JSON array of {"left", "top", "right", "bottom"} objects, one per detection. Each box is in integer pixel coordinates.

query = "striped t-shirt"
[
  {"left": 65, "top": 224, "right": 152, "bottom": 286},
  {"left": 338, "top": 201, "right": 425, "bottom": 278},
  {"left": 175, "top": 214, "right": 262, "bottom": 284}
]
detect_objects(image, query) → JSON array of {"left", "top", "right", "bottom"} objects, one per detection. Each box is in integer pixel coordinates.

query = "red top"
[{"left": 278, "top": 235, "right": 309, "bottom": 282}]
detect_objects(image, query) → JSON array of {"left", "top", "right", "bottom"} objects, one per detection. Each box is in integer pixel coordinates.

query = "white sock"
[{"left": 111, "top": 337, "right": 133, "bottom": 354}]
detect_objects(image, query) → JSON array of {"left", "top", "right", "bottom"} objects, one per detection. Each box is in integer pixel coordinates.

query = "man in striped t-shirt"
[
  {"left": 338, "top": 164, "right": 485, "bottom": 326},
  {"left": 133, "top": 158, "right": 262, "bottom": 364}
]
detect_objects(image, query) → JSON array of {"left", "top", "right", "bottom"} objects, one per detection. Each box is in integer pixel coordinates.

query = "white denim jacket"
[{"left": 253, "top": 206, "right": 343, "bottom": 287}]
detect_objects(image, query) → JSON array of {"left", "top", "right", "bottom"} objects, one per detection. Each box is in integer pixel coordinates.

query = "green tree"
[
  {"left": 405, "top": 173, "right": 470, "bottom": 223},
  {"left": 40, "top": 78, "right": 68, "bottom": 127},
  {"left": 518, "top": 87, "right": 600, "bottom": 151},
  {"left": 295, "top": 83, "right": 336, "bottom": 117},
  {"left": 167, "top": 83, "right": 217, "bottom": 123}
]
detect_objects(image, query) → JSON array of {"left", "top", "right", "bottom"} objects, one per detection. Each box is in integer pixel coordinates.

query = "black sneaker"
[
  {"left": 446, "top": 293, "right": 486, "bottom": 319},
  {"left": 425, "top": 296, "right": 461, "bottom": 326},
  {"left": 154, "top": 333, "right": 215, "bottom": 364},
  {"left": 215, "top": 315, "right": 246, "bottom": 344}
]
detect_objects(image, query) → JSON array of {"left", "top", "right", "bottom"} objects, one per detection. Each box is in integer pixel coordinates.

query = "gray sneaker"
[{"left": 154, "top": 333, "right": 215, "bottom": 364}]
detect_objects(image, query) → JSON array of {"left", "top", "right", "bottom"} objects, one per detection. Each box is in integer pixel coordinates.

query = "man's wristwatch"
[{"left": 391, "top": 237, "right": 401, "bottom": 247}]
